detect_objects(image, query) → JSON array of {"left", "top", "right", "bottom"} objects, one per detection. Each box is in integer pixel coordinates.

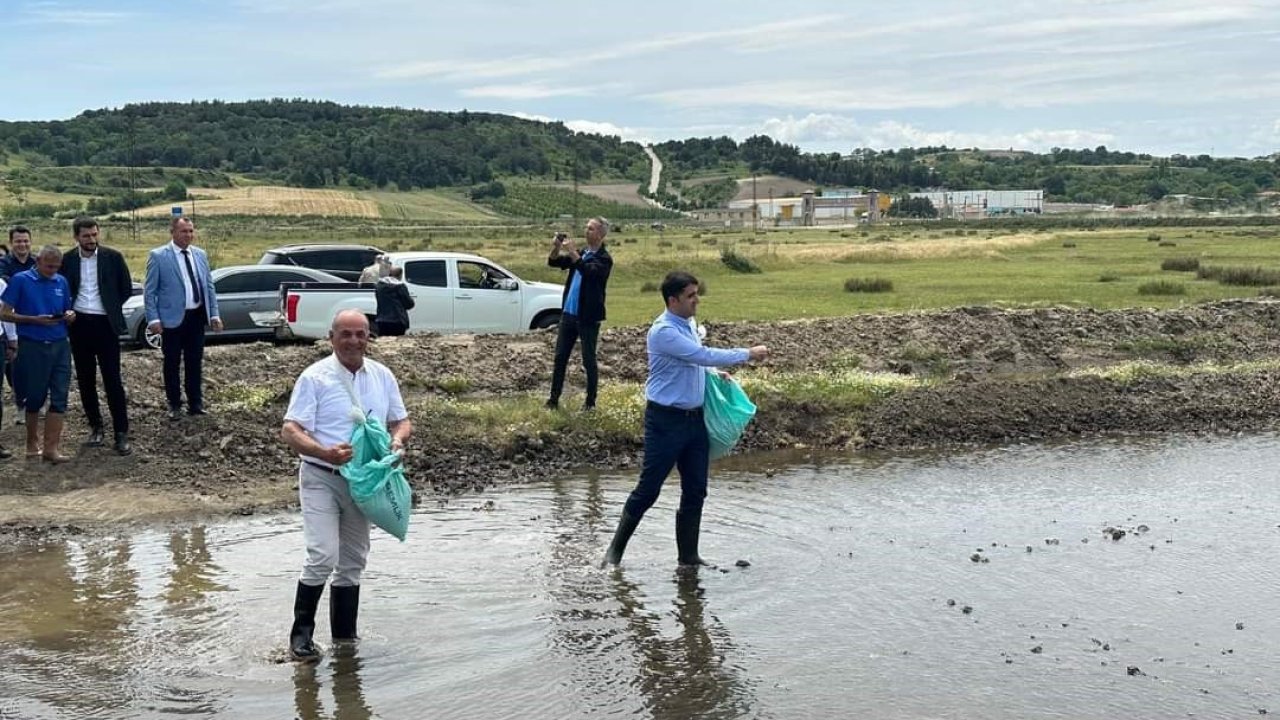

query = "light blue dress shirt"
[
  {"left": 645, "top": 310, "right": 750, "bottom": 409},
  {"left": 562, "top": 249, "right": 593, "bottom": 316}
]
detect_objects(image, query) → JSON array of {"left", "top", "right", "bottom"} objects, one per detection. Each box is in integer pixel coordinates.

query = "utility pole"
[{"left": 751, "top": 172, "right": 758, "bottom": 236}]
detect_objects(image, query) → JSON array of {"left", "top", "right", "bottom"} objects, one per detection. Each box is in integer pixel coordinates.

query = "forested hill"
[
  {"left": 1, "top": 99, "right": 1276, "bottom": 206},
  {"left": 0, "top": 99, "right": 651, "bottom": 190},
  {"left": 656, "top": 136, "right": 1279, "bottom": 205}
]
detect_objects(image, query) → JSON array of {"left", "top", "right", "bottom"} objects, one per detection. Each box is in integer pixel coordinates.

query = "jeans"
[
  {"left": 548, "top": 314, "right": 600, "bottom": 406},
  {"left": 16, "top": 338, "right": 71, "bottom": 414}
]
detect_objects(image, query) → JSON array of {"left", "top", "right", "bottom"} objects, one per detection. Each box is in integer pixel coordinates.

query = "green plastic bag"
[
  {"left": 703, "top": 370, "right": 756, "bottom": 460},
  {"left": 340, "top": 416, "right": 412, "bottom": 541}
]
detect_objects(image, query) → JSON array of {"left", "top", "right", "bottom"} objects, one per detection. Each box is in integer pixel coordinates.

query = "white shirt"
[
  {"left": 284, "top": 354, "right": 409, "bottom": 467},
  {"left": 169, "top": 241, "right": 201, "bottom": 310},
  {"left": 74, "top": 249, "right": 107, "bottom": 315},
  {"left": 0, "top": 278, "right": 16, "bottom": 343}
]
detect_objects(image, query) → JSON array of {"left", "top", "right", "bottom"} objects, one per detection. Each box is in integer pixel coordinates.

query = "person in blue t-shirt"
[
  {"left": 0, "top": 245, "right": 76, "bottom": 463},
  {"left": 545, "top": 217, "right": 613, "bottom": 411}
]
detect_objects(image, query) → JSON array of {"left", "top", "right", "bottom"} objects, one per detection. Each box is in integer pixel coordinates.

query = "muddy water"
[{"left": 4, "top": 434, "right": 1280, "bottom": 719}]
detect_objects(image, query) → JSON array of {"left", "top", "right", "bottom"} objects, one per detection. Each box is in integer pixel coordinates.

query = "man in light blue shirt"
[{"left": 603, "top": 271, "right": 767, "bottom": 568}]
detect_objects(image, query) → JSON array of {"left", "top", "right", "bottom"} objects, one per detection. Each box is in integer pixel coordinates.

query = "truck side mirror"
[{"left": 497, "top": 278, "right": 518, "bottom": 291}]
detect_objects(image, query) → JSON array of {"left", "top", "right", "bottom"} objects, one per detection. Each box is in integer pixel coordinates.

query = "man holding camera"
[{"left": 545, "top": 217, "right": 613, "bottom": 411}]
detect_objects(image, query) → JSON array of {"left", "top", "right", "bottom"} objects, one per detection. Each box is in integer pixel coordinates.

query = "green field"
[
  {"left": 11, "top": 221, "right": 1280, "bottom": 327},
  {"left": 363, "top": 189, "right": 501, "bottom": 222}
]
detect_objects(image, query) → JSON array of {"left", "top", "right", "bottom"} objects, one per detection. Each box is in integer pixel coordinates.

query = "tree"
[{"left": 887, "top": 195, "right": 938, "bottom": 219}]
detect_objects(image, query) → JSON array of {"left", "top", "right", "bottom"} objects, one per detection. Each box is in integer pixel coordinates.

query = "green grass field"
[
  {"left": 362, "top": 189, "right": 500, "bottom": 222},
  {"left": 13, "top": 222, "right": 1280, "bottom": 327}
]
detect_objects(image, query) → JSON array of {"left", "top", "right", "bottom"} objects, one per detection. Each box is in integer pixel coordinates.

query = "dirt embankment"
[{"left": 4, "top": 300, "right": 1280, "bottom": 536}]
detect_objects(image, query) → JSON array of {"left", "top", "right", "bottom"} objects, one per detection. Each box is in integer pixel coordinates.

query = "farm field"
[
  {"left": 40, "top": 221, "right": 1279, "bottom": 328},
  {"left": 135, "top": 186, "right": 382, "bottom": 218}
]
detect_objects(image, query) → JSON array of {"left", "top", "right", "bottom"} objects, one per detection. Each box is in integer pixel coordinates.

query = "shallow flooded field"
[{"left": 3, "top": 433, "right": 1280, "bottom": 718}]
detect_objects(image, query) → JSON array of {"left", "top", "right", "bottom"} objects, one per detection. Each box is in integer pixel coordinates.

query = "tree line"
[{"left": 0, "top": 100, "right": 1275, "bottom": 209}]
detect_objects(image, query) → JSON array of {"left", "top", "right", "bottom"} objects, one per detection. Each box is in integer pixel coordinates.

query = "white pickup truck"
[{"left": 272, "top": 251, "right": 564, "bottom": 339}]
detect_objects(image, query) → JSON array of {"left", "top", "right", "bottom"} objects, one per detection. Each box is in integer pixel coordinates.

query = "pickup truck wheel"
[
  {"left": 532, "top": 312, "right": 561, "bottom": 330},
  {"left": 138, "top": 323, "right": 162, "bottom": 350}
]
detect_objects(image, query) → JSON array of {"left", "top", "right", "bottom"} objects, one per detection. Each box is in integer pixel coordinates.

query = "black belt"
[
  {"left": 646, "top": 400, "right": 703, "bottom": 417},
  {"left": 302, "top": 459, "right": 343, "bottom": 476}
]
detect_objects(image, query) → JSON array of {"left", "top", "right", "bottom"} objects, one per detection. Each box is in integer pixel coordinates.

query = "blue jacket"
[{"left": 144, "top": 244, "right": 219, "bottom": 329}]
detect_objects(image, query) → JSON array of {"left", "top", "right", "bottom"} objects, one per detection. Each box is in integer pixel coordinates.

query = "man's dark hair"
[
  {"left": 8, "top": 226, "right": 30, "bottom": 241},
  {"left": 661, "top": 271, "right": 699, "bottom": 304},
  {"left": 72, "top": 216, "right": 99, "bottom": 237}
]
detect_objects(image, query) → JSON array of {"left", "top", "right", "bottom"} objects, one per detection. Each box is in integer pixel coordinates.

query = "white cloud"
[
  {"left": 508, "top": 112, "right": 651, "bottom": 144},
  {"left": 20, "top": 2, "right": 130, "bottom": 25},
  {"left": 461, "top": 84, "right": 597, "bottom": 100},
  {"left": 375, "top": 15, "right": 842, "bottom": 81},
  {"left": 754, "top": 113, "right": 1114, "bottom": 152}
]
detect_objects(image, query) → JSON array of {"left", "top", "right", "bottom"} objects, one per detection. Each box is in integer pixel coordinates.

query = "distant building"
[{"left": 910, "top": 190, "right": 1043, "bottom": 219}]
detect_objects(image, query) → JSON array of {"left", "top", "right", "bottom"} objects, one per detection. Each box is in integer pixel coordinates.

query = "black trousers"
[
  {"left": 548, "top": 314, "right": 600, "bottom": 406},
  {"left": 69, "top": 313, "right": 129, "bottom": 433},
  {"left": 161, "top": 307, "right": 207, "bottom": 412},
  {"left": 376, "top": 320, "right": 407, "bottom": 337},
  {"left": 624, "top": 403, "right": 710, "bottom": 519}
]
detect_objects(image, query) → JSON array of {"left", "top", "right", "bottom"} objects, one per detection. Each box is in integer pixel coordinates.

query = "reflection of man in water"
[
  {"left": 612, "top": 573, "right": 753, "bottom": 719},
  {"left": 293, "top": 655, "right": 374, "bottom": 720}
]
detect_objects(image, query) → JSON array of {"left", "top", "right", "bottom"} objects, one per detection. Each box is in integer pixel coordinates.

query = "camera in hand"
[{"left": 555, "top": 231, "right": 567, "bottom": 243}]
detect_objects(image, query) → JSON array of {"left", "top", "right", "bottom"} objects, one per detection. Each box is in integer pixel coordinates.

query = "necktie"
[{"left": 181, "top": 249, "right": 203, "bottom": 306}]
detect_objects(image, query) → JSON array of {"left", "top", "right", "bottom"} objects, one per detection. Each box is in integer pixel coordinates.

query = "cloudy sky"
[{"left": 2, "top": 0, "right": 1278, "bottom": 157}]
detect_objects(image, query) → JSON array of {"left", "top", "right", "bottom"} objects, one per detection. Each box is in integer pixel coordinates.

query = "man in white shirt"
[{"left": 280, "top": 309, "right": 412, "bottom": 662}]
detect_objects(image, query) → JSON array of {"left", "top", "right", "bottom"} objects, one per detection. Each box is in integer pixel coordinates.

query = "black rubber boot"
[
  {"left": 289, "top": 581, "right": 325, "bottom": 662},
  {"left": 602, "top": 511, "right": 642, "bottom": 567},
  {"left": 676, "top": 508, "right": 712, "bottom": 568},
  {"left": 330, "top": 584, "right": 361, "bottom": 641}
]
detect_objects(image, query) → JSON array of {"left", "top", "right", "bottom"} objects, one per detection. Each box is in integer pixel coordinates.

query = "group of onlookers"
[{"left": 0, "top": 216, "right": 221, "bottom": 461}]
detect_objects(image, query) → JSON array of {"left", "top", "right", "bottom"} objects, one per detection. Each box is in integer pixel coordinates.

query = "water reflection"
[
  {"left": 545, "top": 473, "right": 758, "bottom": 718},
  {"left": 611, "top": 572, "right": 756, "bottom": 720},
  {"left": 293, "top": 654, "right": 375, "bottom": 720}
]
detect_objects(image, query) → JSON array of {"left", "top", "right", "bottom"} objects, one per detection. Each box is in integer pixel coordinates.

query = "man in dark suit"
[
  {"left": 545, "top": 216, "right": 613, "bottom": 411},
  {"left": 143, "top": 217, "right": 222, "bottom": 421},
  {"left": 60, "top": 217, "right": 134, "bottom": 455}
]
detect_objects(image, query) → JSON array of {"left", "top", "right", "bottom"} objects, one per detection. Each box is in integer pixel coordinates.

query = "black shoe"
[
  {"left": 168, "top": 407, "right": 182, "bottom": 422},
  {"left": 85, "top": 427, "right": 104, "bottom": 447},
  {"left": 187, "top": 407, "right": 208, "bottom": 417},
  {"left": 289, "top": 581, "right": 326, "bottom": 662},
  {"left": 0, "top": 445, "right": 11, "bottom": 460},
  {"left": 114, "top": 432, "right": 132, "bottom": 457}
]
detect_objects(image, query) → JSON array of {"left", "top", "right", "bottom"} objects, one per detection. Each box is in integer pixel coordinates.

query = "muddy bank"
[{"left": 3, "top": 300, "right": 1280, "bottom": 534}]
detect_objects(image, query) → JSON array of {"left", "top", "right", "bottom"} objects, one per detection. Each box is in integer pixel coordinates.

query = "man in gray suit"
[{"left": 143, "top": 217, "right": 222, "bottom": 421}]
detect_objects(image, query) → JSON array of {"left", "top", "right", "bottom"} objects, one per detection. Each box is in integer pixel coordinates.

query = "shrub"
[
  {"left": 657, "top": 240, "right": 673, "bottom": 248},
  {"left": 438, "top": 375, "right": 472, "bottom": 395},
  {"left": 1161, "top": 257, "right": 1200, "bottom": 272},
  {"left": 720, "top": 247, "right": 762, "bottom": 274},
  {"left": 1062, "top": 241, "right": 1077, "bottom": 248},
  {"left": 702, "top": 237, "right": 718, "bottom": 245},
  {"left": 844, "top": 277, "right": 894, "bottom": 293},
  {"left": 1098, "top": 273, "right": 1121, "bottom": 282},
  {"left": 1147, "top": 233, "right": 1162, "bottom": 242},
  {"left": 1198, "top": 265, "right": 1280, "bottom": 286},
  {"left": 640, "top": 281, "right": 659, "bottom": 293},
  {"left": 1158, "top": 241, "right": 1177, "bottom": 247},
  {"left": 1137, "top": 280, "right": 1187, "bottom": 295}
]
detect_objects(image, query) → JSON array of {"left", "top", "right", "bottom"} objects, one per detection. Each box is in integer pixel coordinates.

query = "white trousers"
[{"left": 298, "top": 462, "right": 370, "bottom": 587}]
